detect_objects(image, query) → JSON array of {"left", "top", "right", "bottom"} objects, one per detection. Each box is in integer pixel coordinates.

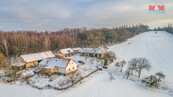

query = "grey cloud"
[{"left": 0, "top": 0, "right": 172, "bottom": 31}]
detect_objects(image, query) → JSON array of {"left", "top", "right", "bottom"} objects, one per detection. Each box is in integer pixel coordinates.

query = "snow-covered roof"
[
  {"left": 39, "top": 59, "right": 49, "bottom": 66},
  {"left": 44, "top": 58, "right": 71, "bottom": 69},
  {"left": 55, "top": 54, "right": 63, "bottom": 56},
  {"left": 59, "top": 48, "right": 73, "bottom": 54},
  {"left": 20, "top": 51, "right": 55, "bottom": 63},
  {"left": 81, "top": 48, "right": 105, "bottom": 54},
  {"left": 12, "top": 62, "right": 25, "bottom": 67},
  {"left": 72, "top": 48, "right": 82, "bottom": 51}
]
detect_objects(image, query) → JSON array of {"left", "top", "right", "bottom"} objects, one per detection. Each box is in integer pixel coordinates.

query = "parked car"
[
  {"left": 78, "top": 60, "right": 85, "bottom": 64},
  {"left": 103, "top": 66, "right": 108, "bottom": 69}
]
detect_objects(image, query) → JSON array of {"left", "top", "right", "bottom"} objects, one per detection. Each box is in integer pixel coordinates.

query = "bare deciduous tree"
[
  {"left": 0, "top": 36, "right": 9, "bottom": 59},
  {"left": 114, "top": 60, "right": 126, "bottom": 72},
  {"left": 128, "top": 58, "right": 151, "bottom": 78},
  {"left": 108, "top": 72, "right": 115, "bottom": 81},
  {"left": 125, "top": 67, "right": 132, "bottom": 79},
  {"left": 119, "top": 60, "right": 127, "bottom": 72},
  {"left": 128, "top": 58, "right": 138, "bottom": 76},
  {"left": 136, "top": 58, "right": 151, "bottom": 78}
]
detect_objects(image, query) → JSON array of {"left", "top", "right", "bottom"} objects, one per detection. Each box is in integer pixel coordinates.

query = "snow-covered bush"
[
  {"left": 16, "top": 69, "right": 35, "bottom": 79},
  {"left": 108, "top": 72, "right": 115, "bottom": 81},
  {"left": 142, "top": 75, "right": 159, "bottom": 88},
  {"left": 49, "top": 76, "right": 72, "bottom": 89},
  {"left": 155, "top": 72, "right": 165, "bottom": 82},
  {"left": 68, "top": 71, "right": 82, "bottom": 83}
]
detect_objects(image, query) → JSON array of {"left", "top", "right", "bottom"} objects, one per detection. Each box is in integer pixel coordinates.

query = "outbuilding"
[
  {"left": 81, "top": 48, "right": 106, "bottom": 58},
  {"left": 17, "top": 51, "right": 55, "bottom": 69},
  {"left": 56, "top": 48, "right": 74, "bottom": 58}
]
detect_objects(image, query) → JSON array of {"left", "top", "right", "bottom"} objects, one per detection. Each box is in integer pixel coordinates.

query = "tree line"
[
  {"left": 0, "top": 24, "right": 149, "bottom": 59},
  {"left": 154, "top": 24, "right": 173, "bottom": 34}
]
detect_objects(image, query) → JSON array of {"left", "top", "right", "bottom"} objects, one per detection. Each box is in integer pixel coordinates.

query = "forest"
[{"left": 0, "top": 24, "right": 149, "bottom": 59}]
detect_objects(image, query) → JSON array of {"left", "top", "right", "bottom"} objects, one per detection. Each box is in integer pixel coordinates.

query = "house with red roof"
[{"left": 39, "top": 57, "right": 77, "bottom": 75}]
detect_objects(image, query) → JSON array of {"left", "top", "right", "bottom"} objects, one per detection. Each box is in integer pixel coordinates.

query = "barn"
[
  {"left": 56, "top": 48, "right": 74, "bottom": 58},
  {"left": 17, "top": 51, "right": 55, "bottom": 69},
  {"left": 81, "top": 48, "right": 106, "bottom": 58},
  {"left": 72, "top": 48, "right": 82, "bottom": 55}
]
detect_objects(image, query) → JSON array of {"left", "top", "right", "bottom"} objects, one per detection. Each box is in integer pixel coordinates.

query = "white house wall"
[
  {"left": 57, "top": 68, "right": 66, "bottom": 74},
  {"left": 66, "top": 60, "right": 77, "bottom": 74}
]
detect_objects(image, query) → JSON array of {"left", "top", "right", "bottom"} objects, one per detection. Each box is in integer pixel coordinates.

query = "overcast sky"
[{"left": 0, "top": 0, "right": 173, "bottom": 31}]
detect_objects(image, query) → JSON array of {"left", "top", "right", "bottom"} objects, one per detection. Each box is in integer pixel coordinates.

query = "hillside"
[
  {"left": 109, "top": 31, "right": 173, "bottom": 83},
  {"left": 57, "top": 31, "right": 173, "bottom": 97}
]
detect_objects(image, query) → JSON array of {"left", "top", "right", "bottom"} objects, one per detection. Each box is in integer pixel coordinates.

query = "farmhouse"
[
  {"left": 39, "top": 58, "right": 77, "bottom": 75},
  {"left": 72, "top": 48, "right": 82, "bottom": 54},
  {"left": 56, "top": 48, "right": 74, "bottom": 58},
  {"left": 81, "top": 48, "right": 106, "bottom": 58},
  {"left": 17, "top": 51, "right": 55, "bottom": 69}
]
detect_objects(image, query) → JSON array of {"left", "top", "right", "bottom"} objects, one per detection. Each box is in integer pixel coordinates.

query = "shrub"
[
  {"left": 104, "top": 58, "right": 108, "bottom": 66},
  {"left": 142, "top": 75, "right": 159, "bottom": 88}
]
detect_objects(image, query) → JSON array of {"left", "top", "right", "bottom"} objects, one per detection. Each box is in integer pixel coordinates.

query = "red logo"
[{"left": 149, "top": 5, "right": 165, "bottom": 13}]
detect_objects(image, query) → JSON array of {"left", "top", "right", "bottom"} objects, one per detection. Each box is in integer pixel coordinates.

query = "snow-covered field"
[
  {"left": 57, "top": 31, "right": 173, "bottom": 97},
  {"left": 0, "top": 83, "right": 59, "bottom": 97},
  {"left": 109, "top": 31, "right": 173, "bottom": 83},
  {"left": 0, "top": 31, "right": 173, "bottom": 97},
  {"left": 57, "top": 71, "right": 171, "bottom": 97}
]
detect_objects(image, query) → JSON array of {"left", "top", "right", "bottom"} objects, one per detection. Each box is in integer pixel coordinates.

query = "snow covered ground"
[
  {"left": 0, "top": 83, "right": 59, "bottom": 97},
  {"left": 57, "top": 71, "right": 172, "bottom": 97},
  {"left": 0, "top": 31, "right": 173, "bottom": 97},
  {"left": 109, "top": 31, "right": 173, "bottom": 83},
  {"left": 57, "top": 31, "right": 173, "bottom": 97}
]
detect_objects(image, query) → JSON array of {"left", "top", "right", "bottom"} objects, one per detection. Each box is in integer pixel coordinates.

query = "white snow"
[
  {"left": 57, "top": 31, "right": 173, "bottom": 97},
  {"left": 57, "top": 71, "right": 171, "bottom": 97},
  {"left": 81, "top": 48, "right": 105, "bottom": 54},
  {"left": 1, "top": 31, "right": 173, "bottom": 97},
  {"left": 20, "top": 51, "right": 55, "bottom": 63},
  {"left": 109, "top": 31, "right": 173, "bottom": 83},
  {"left": 44, "top": 58, "right": 69, "bottom": 69},
  {"left": 12, "top": 62, "right": 25, "bottom": 67},
  {"left": 59, "top": 48, "right": 73, "bottom": 54},
  {"left": 72, "top": 48, "right": 82, "bottom": 51},
  {"left": 39, "top": 59, "right": 49, "bottom": 66},
  {"left": 0, "top": 83, "right": 59, "bottom": 97}
]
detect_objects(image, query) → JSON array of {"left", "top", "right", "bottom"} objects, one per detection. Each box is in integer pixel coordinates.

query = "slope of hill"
[
  {"left": 57, "top": 31, "right": 173, "bottom": 97},
  {"left": 109, "top": 31, "right": 173, "bottom": 83}
]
